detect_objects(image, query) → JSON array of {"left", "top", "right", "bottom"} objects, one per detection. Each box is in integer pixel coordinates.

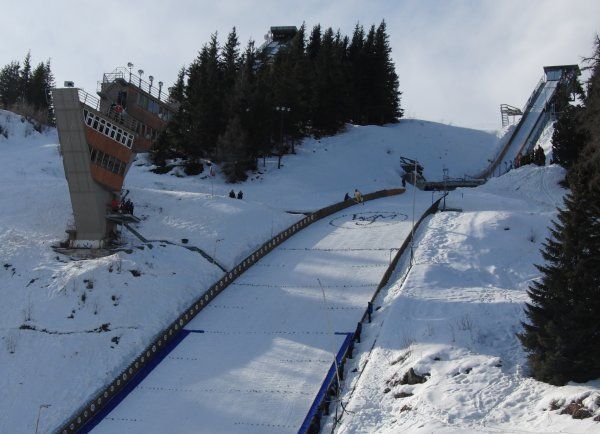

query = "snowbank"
[{"left": 334, "top": 165, "right": 599, "bottom": 433}]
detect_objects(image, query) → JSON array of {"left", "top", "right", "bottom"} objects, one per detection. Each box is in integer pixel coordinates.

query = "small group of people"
[
  {"left": 229, "top": 190, "right": 243, "bottom": 200},
  {"left": 344, "top": 189, "right": 364, "bottom": 205},
  {"left": 121, "top": 199, "right": 134, "bottom": 215},
  {"left": 110, "top": 198, "right": 134, "bottom": 215}
]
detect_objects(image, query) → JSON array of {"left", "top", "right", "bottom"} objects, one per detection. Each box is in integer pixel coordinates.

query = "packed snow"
[
  {"left": 332, "top": 164, "right": 600, "bottom": 433},
  {"left": 0, "top": 110, "right": 502, "bottom": 433},
  {"left": 91, "top": 194, "right": 433, "bottom": 433}
]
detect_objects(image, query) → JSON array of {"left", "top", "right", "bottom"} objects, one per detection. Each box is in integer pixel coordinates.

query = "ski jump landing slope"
[{"left": 89, "top": 192, "right": 432, "bottom": 433}]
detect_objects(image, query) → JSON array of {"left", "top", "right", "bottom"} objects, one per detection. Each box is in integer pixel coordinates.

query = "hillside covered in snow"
[
  {"left": 332, "top": 165, "right": 600, "bottom": 433},
  {"left": 1, "top": 108, "right": 597, "bottom": 433}
]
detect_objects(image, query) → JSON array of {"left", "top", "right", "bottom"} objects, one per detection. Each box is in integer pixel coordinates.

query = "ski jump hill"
[
  {"left": 0, "top": 61, "right": 582, "bottom": 433},
  {"left": 0, "top": 109, "right": 499, "bottom": 434},
  {"left": 66, "top": 189, "right": 443, "bottom": 434},
  {"left": 477, "top": 65, "right": 580, "bottom": 179}
]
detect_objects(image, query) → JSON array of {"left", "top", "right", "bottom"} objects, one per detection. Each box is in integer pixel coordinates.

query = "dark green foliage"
[
  {"left": 0, "top": 52, "right": 55, "bottom": 125},
  {"left": 183, "top": 159, "right": 204, "bottom": 176},
  {"left": 218, "top": 116, "right": 250, "bottom": 183},
  {"left": 552, "top": 104, "right": 587, "bottom": 169},
  {"left": 519, "top": 35, "right": 600, "bottom": 385},
  {"left": 518, "top": 167, "right": 600, "bottom": 385},
  {"left": 170, "top": 67, "right": 186, "bottom": 102},
  {"left": 0, "top": 61, "right": 21, "bottom": 107},
  {"left": 153, "top": 21, "right": 402, "bottom": 182}
]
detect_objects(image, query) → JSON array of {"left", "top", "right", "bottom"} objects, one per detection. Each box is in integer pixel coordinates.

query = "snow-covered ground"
[
  {"left": 333, "top": 165, "right": 600, "bottom": 433},
  {"left": 0, "top": 110, "right": 501, "bottom": 433},
  {"left": 131, "top": 119, "right": 499, "bottom": 213},
  {"left": 91, "top": 194, "right": 433, "bottom": 433}
]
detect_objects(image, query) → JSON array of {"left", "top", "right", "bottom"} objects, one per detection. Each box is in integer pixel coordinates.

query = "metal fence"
[
  {"left": 298, "top": 195, "right": 445, "bottom": 434},
  {"left": 55, "top": 188, "right": 407, "bottom": 434}
]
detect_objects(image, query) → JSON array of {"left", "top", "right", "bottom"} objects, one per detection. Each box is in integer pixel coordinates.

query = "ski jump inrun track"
[{"left": 61, "top": 189, "right": 440, "bottom": 434}]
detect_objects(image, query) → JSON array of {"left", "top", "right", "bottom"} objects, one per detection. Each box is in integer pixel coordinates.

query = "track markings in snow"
[
  {"left": 233, "top": 421, "right": 296, "bottom": 429},
  {"left": 105, "top": 417, "right": 141, "bottom": 423},
  {"left": 137, "top": 386, "right": 311, "bottom": 396},
  {"left": 199, "top": 330, "right": 346, "bottom": 335},
  {"left": 279, "top": 247, "right": 399, "bottom": 252},
  {"left": 231, "top": 282, "right": 377, "bottom": 288},
  {"left": 254, "top": 263, "right": 388, "bottom": 268}
]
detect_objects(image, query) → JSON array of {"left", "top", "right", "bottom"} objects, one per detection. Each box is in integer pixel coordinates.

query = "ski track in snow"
[{"left": 1, "top": 109, "right": 597, "bottom": 433}]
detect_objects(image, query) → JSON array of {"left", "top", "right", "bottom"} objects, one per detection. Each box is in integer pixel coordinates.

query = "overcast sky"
[{"left": 1, "top": 0, "right": 598, "bottom": 130}]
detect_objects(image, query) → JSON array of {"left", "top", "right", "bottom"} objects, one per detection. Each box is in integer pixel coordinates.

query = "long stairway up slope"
[{"left": 87, "top": 193, "right": 432, "bottom": 433}]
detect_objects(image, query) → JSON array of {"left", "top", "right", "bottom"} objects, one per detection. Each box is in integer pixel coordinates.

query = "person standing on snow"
[
  {"left": 354, "top": 189, "right": 364, "bottom": 205},
  {"left": 237, "top": 190, "right": 243, "bottom": 200},
  {"left": 229, "top": 190, "right": 236, "bottom": 198}
]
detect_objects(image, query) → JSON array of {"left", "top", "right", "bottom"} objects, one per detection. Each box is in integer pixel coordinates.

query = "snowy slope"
[
  {"left": 333, "top": 165, "right": 600, "bottom": 433},
  {"left": 91, "top": 194, "right": 433, "bottom": 434},
  {"left": 0, "top": 111, "right": 502, "bottom": 433},
  {"left": 133, "top": 120, "right": 499, "bottom": 213}
]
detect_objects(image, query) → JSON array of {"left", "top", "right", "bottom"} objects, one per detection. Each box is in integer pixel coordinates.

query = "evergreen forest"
[
  {"left": 153, "top": 21, "right": 402, "bottom": 181},
  {"left": 0, "top": 51, "right": 55, "bottom": 127}
]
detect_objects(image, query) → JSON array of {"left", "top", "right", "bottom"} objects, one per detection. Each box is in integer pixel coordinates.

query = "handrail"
[
  {"left": 78, "top": 89, "right": 139, "bottom": 136},
  {"left": 101, "top": 67, "right": 176, "bottom": 107},
  {"left": 106, "top": 105, "right": 140, "bottom": 134},
  {"left": 77, "top": 89, "right": 101, "bottom": 112},
  {"left": 54, "top": 187, "right": 407, "bottom": 434},
  {"left": 523, "top": 75, "right": 546, "bottom": 112}
]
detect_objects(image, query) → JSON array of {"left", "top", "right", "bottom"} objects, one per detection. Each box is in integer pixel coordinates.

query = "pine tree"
[
  {"left": 20, "top": 51, "right": 32, "bottom": 102},
  {"left": 217, "top": 116, "right": 249, "bottom": 182},
  {"left": 222, "top": 27, "right": 240, "bottom": 90},
  {"left": 552, "top": 104, "right": 587, "bottom": 169},
  {"left": 43, "top": 60, "right": 55, "bottom": 125},
  {"left": 348, "top": 24, "right": 367, "bottom": 123},
  {"left": 29, "top": 62, "right": 48, "bottom": 109},
  {"left": 310, "top": 27, "right": 346, "bottom": 135},
  {"left": 518, "top": 163, "right": 600, "bottom": 385},
  {"left": 518, "top": 35, "right": 600, "bottom": 386},
  {"left": 375, "top": 20, "right": 402, "bottom": 123},
  {"left": 184, "top": 34, "right": 223, "bottom": 157},
  {"left": 307, "top": 25, "right": 322, "bottom": 60},
  {"left": 170, "top": 67, "right": 186, "bottom": 102},
  {"left": 0, "top": 61, "right": 21, "bottom": 107}
]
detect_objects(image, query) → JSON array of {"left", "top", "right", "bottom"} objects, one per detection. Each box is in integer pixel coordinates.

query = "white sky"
[{"left": 1, "top": 0, "right": 598, "bottom": 130}]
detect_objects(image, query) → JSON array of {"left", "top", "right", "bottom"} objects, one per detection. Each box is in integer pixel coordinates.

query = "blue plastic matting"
[
  {"left": 298, "top": 332, "right": 354, "bottom": 434},
  {"left": 78, "top": 329, "right": 204, "bottom": 433}
]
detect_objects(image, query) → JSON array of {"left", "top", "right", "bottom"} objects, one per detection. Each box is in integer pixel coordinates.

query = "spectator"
[
  {"left": 110, "top": 198, "right": 120, "bottom": 212},
  {"left": 237, "top": 190, "right": 243, "bottom": 200},
  {"left": 229, "top": 190, "right": 236, "bottom": 198},
  {"left": 354, "top": 189, "right": 364, "bottom": 205}
]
